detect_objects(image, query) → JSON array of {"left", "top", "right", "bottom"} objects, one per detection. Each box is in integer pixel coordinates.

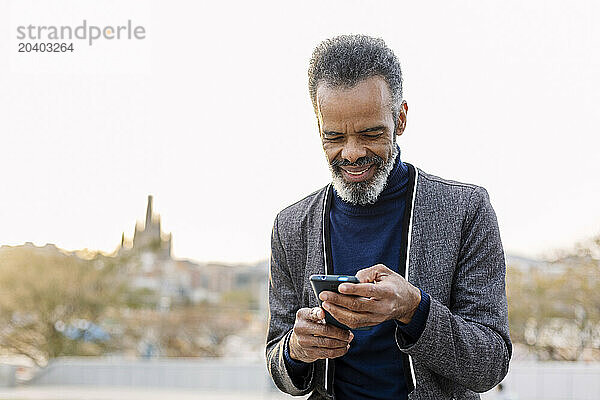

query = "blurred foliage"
[
  {"left": 0, "top": 245, "right": 263, "bottom": 365},
  {"left": 220, "top": 289, "right": 258, "bottom": 310},
  {"left": 507, "top": 234, "right": 600, "bottom": 361},
  {"left": 0, "top": 246, "right": 127, "bottom": 365}
]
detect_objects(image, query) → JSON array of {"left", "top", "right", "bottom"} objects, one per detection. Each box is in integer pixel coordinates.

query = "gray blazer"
[{"left": 266, "top": 164, "right": 512, "bottom": 399}]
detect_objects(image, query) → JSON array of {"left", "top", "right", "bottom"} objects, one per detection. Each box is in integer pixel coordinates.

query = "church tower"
[{"left": 120, "top": 195, "right": 172, "bottom": 259}]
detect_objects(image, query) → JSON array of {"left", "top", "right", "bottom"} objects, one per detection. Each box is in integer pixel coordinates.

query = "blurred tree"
[
  {"left": 0, "top": 243, "right": 272, "bottom": 363},
  {"left": 549, "top": 235, "right": 600, "bottom": 360},
  {"left": 507, "top": 234, "right": 600, "bottom": 360},
  {"left": 0, "top": 246, "right": 128, "bottom": 366}
]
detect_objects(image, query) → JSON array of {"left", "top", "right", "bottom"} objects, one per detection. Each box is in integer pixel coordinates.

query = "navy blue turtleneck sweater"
[{"left": 284, "top": 147, "right": 430, "bottom": 399}]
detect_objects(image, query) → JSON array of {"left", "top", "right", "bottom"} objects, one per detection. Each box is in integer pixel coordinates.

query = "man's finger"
[
  {"left": 338, "top": 282, "right": 378, "bottom": 298},
  {"left": 312, "top": 323, "right": 354, "bottom": 341},
  {"left": 300, "top": 335, "right": 350, "bottom": 349},
  {"left": 355, "top": 264, "right": 389, "bottom": 283},
  {"left": 320, "top": 291, "right": 375, "bottom": 312},
  {"left": 297, "top": 307, "right": 325, "bottom": 322},
  {"left": 323, "top": 301, "right": 375, "bottom": 329},
  {"left": 309, "top": 306, "right": 325, "bottom": 321}
]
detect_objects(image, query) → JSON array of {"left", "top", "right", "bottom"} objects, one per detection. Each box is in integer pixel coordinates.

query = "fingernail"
[
  {"left": 322, "top": 302, "right": 329, "bottom": 310},
  {"left": 349, "top": 332, "right": 354, "bottom": 341}
]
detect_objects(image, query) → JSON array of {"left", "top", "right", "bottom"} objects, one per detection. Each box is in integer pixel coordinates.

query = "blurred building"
[{"left": 117, "top": 195, "right": 267, "bottom": 310}]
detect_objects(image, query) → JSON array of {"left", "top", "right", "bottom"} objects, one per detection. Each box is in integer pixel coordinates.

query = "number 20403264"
[{"left": 18, "top": 43, "right": 74, "bottom": 52}]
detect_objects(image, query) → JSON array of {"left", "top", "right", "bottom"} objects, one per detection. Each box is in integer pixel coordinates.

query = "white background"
[{"left": 1, "top": 0, "right": 599, "bottom": 263}]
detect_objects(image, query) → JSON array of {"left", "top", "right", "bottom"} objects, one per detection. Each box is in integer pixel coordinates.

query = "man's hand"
[
  {"left": 319, "top": 264, "right": 421, "bottom": 329},
  {"left": 289, "top": 307, "right": 354, "bottom": 363}
]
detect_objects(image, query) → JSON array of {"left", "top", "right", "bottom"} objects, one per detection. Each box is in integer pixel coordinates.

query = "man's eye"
[
  {"left": 364, "top": 133, "right": 383, "bottom": 139},
  {"left": 324, "top": 134, "right": 343, "bottom": 141}
]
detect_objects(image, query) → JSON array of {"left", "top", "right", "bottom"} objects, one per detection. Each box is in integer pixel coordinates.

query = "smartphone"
[{"left": 309, "top": 274, "right": 370, "bottom": 331}]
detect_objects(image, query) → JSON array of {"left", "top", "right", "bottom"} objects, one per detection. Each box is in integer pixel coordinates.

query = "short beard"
[{"left": 327, "top": 145, "right": 399, "bottom": 206}]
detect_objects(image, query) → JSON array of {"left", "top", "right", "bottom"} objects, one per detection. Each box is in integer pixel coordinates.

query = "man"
[{"left": 266, "top": 34, "right": 511, "bottom": 400}]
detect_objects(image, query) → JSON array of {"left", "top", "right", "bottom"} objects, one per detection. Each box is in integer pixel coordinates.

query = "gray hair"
[{"left": 308, "top": 34, "right": 404, "bottom": 127}]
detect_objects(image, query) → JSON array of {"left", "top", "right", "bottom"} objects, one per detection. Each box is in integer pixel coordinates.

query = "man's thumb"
[
  {"left": 308, "top": 306, "right": 325, "bottom": 321},
  {"left": 356, "top": 264, "right": 390, "bottom": 283}
]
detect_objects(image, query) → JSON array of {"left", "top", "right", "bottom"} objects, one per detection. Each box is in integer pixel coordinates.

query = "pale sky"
[{"left": 1, "top": 0, "right": 599, "bottom": 263}]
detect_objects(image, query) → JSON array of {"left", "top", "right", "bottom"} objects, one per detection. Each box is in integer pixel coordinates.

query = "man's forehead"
[{"left": 316, "top": 76, "right": 392, "bottom": 123}]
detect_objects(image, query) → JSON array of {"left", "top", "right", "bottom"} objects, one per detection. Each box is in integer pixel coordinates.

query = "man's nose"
[{"left": 341, "top": 138, "right": 367, "bottom": 163}]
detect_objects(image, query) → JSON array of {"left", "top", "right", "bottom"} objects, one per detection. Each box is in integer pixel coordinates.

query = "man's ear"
[{"left": 396, "top": 101, "right": 408, "bottom": 137}]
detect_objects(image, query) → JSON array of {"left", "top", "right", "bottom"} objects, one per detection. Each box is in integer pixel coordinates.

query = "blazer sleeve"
[
  {"left": 265, "top": 214, "right": 315, "bottom": 395},
  {"left": 395, "top": 186, "right": 512, "bottom": 393}
]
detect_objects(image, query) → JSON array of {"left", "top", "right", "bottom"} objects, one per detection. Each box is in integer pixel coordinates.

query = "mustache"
[{"left": 330, "top": 155, "right": 384, "bottom": 168}]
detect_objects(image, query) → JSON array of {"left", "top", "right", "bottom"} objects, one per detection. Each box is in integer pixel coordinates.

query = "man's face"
[{"left": 316, "top": 76, "right": 407, "bottom": 205}]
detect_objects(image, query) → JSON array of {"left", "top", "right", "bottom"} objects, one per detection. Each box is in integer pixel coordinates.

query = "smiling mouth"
[
  {"left": 345, "top": 167, "right": 370, "bottom": 175},
  {"left": 340, "top": 164, "right": 375, "bottom": 182}
]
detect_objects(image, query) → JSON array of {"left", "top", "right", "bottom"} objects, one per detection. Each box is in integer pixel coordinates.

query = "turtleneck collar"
[{"left": 332, "top": 144, "right": 409, "bottom": 216}]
